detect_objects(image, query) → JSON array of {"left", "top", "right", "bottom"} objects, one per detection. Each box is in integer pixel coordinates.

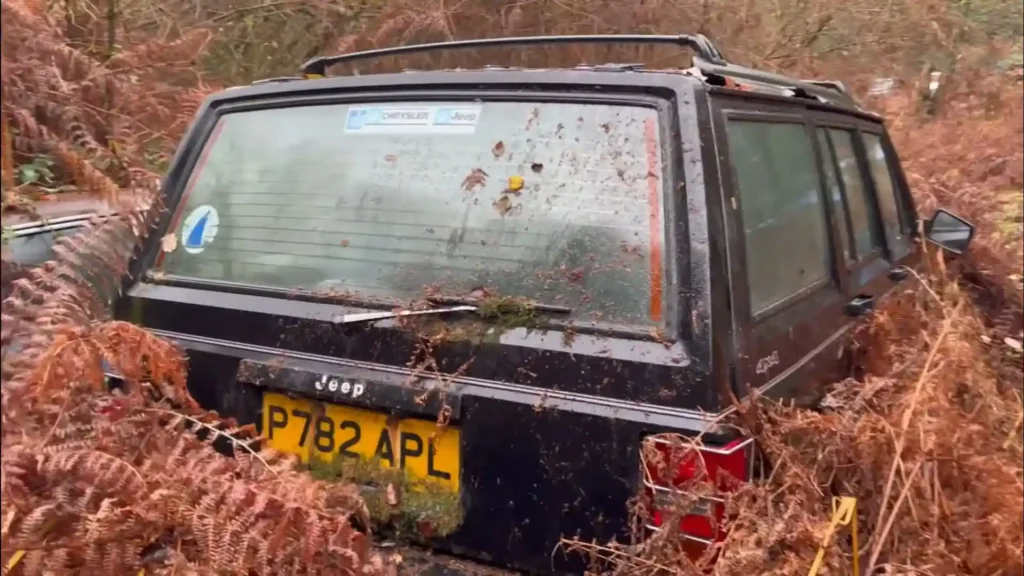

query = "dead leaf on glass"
[
  {"left": 160, "top": 233, "right": 177, "bottom": 253},
  {"left": 507, "top": 174, "right": 525, "bottom": 195},
  {"left": 493, "top": 194, "right": 514, "bottom": 217},
  {"left": 526, "top": 106, "right": 539, "bottom": 130},
  {"left": 1005, "top": 337, "right": 1022, "bottom": 352},
  {"left": 462, "top": 168, "right": 488, "bottom": 193}
]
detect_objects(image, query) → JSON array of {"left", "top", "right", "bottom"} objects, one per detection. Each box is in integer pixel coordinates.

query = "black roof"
[{"left": 243, "top": 34, "right": 866, "bottom": 114}]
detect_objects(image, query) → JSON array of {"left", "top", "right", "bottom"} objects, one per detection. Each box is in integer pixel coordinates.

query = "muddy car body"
[{"left": 106, "top": 35, "right": 974, "bottom": 573}]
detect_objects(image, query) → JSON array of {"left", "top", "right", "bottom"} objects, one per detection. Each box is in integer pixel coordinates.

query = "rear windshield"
[{"left": 160, "top": 99, "right": 668, "bottom": 326}]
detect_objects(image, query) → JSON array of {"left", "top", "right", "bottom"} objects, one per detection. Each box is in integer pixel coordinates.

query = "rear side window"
[
  {"left": 159, "top": 100, "right": 668, "bottom": 326},
  {"left": 827, "top": 129, "right": 884, "bottom": 261},
  {"left": 4, "top": 226, "right": 83, "bottom": 267},
  {"left": 863, "top": 133, "right": 905, "bottom": 245},
  {"left": 725, "top": 120, "right": 831, "bottom": 315},
  {"left": 816, "top": 129, "right": 854, "bottom": 264},
  {"left": 2, "top": 225, "right": 87, "bottom": 301}
]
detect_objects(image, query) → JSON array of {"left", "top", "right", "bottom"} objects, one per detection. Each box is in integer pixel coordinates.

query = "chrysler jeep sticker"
[{"left": 344, "top": 105, "right": 481, "bottom": 134}]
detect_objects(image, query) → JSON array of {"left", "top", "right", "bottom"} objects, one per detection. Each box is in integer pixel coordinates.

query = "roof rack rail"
[
  {"left": 803, "top": 79, "right": 851, "bottom": 96},
  {"left": 695, "top": 60, "right": 862, "bottom": 109},
  {"left": 251, "top": 76, "right": 306, "bottom": 85},
  {"left": 300, "top": 34, "right": 727, "bottom": 77}
]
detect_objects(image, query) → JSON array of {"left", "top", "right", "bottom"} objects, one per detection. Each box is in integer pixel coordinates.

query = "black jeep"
[{"left": 106, "top": 34, "right": 974, "bottom": 574}]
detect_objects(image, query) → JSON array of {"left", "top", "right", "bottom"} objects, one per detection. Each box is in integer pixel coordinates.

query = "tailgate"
[{"left": 141, "top": 321, "right": 717, "bottom": 573}]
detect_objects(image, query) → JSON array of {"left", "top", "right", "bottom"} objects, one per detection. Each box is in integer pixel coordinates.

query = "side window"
[
  {"left": 827, "top": 129, "right": 885, "bottom": 261},
  {"left": 863, "top": 133, "right": 905, "bottom": 246},
  {"left": 816, "top": 129, "right": 854, "bottom": 265},
  {"left": 1, "top": 226, "right": 84, "bottom": 301},
  {"left": 726, "top": 120, "right": 832, "bottom": 316},
  {"left": 5, "top": 227, "right": 79, "bottom": 267}
]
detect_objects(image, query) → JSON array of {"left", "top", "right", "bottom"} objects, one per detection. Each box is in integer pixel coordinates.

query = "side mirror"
[{"left": 924, "top": 209, "right": 975, "bottom": 255}]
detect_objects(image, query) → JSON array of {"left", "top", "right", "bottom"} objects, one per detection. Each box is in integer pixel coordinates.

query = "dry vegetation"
[{"left": 1, "top": 0, "right": 1022, "bottom": 574}]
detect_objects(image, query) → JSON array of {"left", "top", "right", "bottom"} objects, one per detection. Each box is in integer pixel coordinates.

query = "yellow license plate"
[{"left": 262, "top": 392, "right": 460, "bottom": 491}]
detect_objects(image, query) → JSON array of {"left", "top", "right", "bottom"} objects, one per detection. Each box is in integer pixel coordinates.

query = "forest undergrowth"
[{"left": 1, "top": 0, "right": 1022, "bottom": 574}]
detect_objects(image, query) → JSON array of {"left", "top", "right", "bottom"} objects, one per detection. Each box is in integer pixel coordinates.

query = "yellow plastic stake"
[
  {"left": 6, "top": 517, "right": 59, "bottom": 572},
  {"left": 807, "top": 496, "right": 860, "bottom": 576},
  {"left": 4, "top": 545, "right": 144, "bottom": 569},
  {"left": 6, "top": 550, "right": 27, "bottom": 570}
]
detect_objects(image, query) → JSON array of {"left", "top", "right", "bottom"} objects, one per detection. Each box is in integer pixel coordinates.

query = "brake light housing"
[{"left": 640, "top": 434, "right": 756, "bottom": 548}]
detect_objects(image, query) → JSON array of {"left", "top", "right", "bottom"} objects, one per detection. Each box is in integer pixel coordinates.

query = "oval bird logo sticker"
[{"left": 181, "top": 205, "right": 219, "bottom": 254}]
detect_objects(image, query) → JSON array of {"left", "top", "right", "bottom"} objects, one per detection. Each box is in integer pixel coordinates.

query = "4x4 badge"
[{"left": 755, "top": 351, "right": 780, "bottom": 375}]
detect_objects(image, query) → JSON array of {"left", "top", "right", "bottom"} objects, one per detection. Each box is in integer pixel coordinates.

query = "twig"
[
  {"left": 39, "top": 392, "right": 75, "bottom": 448},
  {"left": 865, "top": 301, "right": 958, "bottom": 574},
  {"left": 906, "top": 267, "right": 946, "bottom": 314},
  {"left": 556, "top": 538, "right": 678, "bottom": 574},
  {"left": 170, "top": 538, "right": 181, "bottom": 576},
  {"left": 1005, "top": 405, "right": 1024, "bottom": 450},
  {"left": 866, "top": 460, "right": 924, "bottom": 573},
  {"left": 36, "top": 334, "right": 94, "bottom": 390},
  {"left": 144, "top": 408, "right": 278, "bottom": 477}
]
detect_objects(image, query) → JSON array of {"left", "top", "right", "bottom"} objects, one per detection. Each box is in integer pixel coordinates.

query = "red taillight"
[{"left": 641, "top": 435, "right": 754, "bottom": 546}]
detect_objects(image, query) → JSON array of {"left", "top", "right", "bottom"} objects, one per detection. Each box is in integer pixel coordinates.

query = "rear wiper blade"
[
  {"left": 426, "top": 295, "right": 572, "bottom": 314},
  {"left": 333, "top": 305, "right": 479, "bottom": 325},
  {"left": 335, "top": 297, "right": 571, "bottom": 326}
]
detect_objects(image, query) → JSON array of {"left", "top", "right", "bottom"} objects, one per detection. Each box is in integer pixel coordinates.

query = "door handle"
[
  {"left": 888, "top": 266, "right": 910, "bottom": 281},
  {"left": 845, "top": 295, "right": 875, "bottom": 317}
]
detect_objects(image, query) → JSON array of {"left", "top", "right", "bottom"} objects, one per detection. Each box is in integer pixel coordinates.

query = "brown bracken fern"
[{"left": 0, "top": 1, "right": 385, "bottom": 574}]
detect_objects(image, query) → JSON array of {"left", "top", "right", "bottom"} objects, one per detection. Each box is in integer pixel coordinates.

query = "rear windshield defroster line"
[{"left": 154, "top": 99, "right": 669, "bottom": 327}]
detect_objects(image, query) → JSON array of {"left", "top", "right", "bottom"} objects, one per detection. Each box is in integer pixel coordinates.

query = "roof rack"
[
  {"left": 696, "top": 60, "right": 862, "bottom": 109},
  {"left": 803, "top": 79, "right": 851, "bottom": 96},
  {"left": 251, "top": 76, "right": 305, "bottom": 85},
  {"left": 300, "top": 34, "right": 727, "bottom": 77}
]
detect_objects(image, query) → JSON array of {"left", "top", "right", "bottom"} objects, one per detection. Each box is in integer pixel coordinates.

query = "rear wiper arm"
[
  {"left": 335, "top": 298, "right": 571, "bottom": 326},
  {"left": 426, "top": 295, "right": 572, "bottom": 314},
  {"left": 333, "top": 305, "right": 479, "bottom": 325}
]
